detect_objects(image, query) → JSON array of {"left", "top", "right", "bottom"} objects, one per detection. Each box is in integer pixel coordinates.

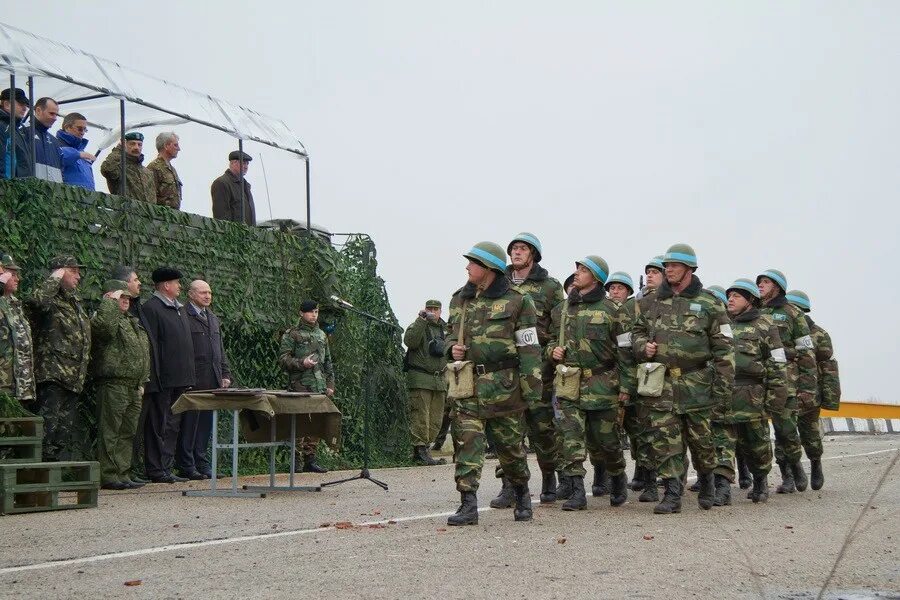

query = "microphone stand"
[{"left": 321, "top": 302, "right": 401, "bottom": 491}]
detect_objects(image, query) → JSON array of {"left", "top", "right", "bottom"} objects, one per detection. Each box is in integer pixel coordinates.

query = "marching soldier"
[
  {"left": 445, "top": 242, "right": 542, "bottom": 526},
  {"left": 0, "top": 254, "right": 35, "bottom": 403}
]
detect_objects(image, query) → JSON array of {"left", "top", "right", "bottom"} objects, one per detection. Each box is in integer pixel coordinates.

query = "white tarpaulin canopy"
[{"left": 0, "top": 21, "right": 308, "bottom": 157}]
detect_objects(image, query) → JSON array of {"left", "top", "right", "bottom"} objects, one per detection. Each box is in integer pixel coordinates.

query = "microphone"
[{"left": 330, "top": 295, "right": 354, "bottom": 309}]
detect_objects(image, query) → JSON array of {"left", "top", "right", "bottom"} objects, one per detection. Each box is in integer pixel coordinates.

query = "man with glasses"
[{"left": 56, "top": 113, "right": 96, "bottom": 190}]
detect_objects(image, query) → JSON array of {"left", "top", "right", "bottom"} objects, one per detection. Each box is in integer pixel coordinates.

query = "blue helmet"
[
  {"left": 707, "top": 285, "right": 727, "bottom": 304},
  {"left": 507, "top": 232, "right": 543, "bottom": 263},
  {"left": 756, "top": 269, "right": 788, "bottom": 293},
  {"left": 605, "top": 271, "right": 634, "bottom": 295},
  {"left": 575, "top": 255, "right": 609, "bottom": 284}
]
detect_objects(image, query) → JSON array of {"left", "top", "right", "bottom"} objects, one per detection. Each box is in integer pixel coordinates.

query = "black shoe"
[
  {"left": 447, "top": 491, "right": 478, "bottom": 526},
  {"left": 609, "top": 473, "right": 628, "bottom": 507},
  {"left": 654, "top": 478, "right": 683, "bottom": 514},
  {"left": 776, "top": 461, "right": 795, "bottom": 494},
  {"left": 539, "top": 470, "right": 557, "bottom": 503},
  {"left": 639, "top": 469, "right": 659, "bottom": 503},
  {"left": 413, "top": 445, "right": 443, "bottom": 466},
  {"left": 170, "top": 473, "right": 189, "bottom": 483},
  {"left": 737, "top": 454, "right": 753, "bottom": 489},
  {"left": 810, "top": 459, "right": 824, "bottom": 490},
  {"left": 129, "top": 474, "right": 150, "bottom": 485},
  {"left": 751, "top": 473, "right": 769, "bottom": 503},
  {"left": 791, "top": 461, "right": 808, "bottom": 492},
  {"left": 101, "top": 481, "right": 128, "bottom": 490},
  {"left": 688, "top": 480, "right": 701, "bottom": 493},
  {"left": 697, "top": 473, "right": 715, "bottom": 510},
  {"left": 304, "top": 455, "right": 328, "bottom": 474},
  {"left": 556, "top": 472, "right": 573, "bottom": 500},
  {"left": 149, "top": 474, "right": 175, "bottom": 484},
  {"left": 630, "top": 466, "right": 646, "bottom": 491},
  {"left": 123, "top": 480, "right": 146, "bottom": 489},
  {"left": 513, "top": 484, "right": 533, "bottom": 521},
  {"left": 591, "top": 463, "right": 610, "bottom": 497},
  {"left": 490, "top": 478, "right": 515, "bottom": 509},
  {"left": 713, "top": 474, "right": 732, "bottom": 506},
  {"left": 178, "top": 470, "right": 206, "bottom": 481},
  {"left": 198, "top": 471, "right": 212, "bottom": 480},
  {"left": 561, "top": 476, "right": 587, "bottom": 511}
]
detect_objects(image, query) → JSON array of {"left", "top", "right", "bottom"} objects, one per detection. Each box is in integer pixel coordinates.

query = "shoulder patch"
[
  {"left": 770, "top": 347, "right": 787, "bottom": 363},
  {"left": 773, "top": 313, "right": 787, "bottom": 321},
  {"left": 719, "top": 324, "right": 733, "bottom": 339}
]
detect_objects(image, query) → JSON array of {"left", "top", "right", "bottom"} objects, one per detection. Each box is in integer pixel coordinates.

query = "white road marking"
[{"left": 0, "top": 447, "right": 895, "bottom": 576}]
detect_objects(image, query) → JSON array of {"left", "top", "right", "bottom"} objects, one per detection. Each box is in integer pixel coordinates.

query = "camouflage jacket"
[
  {"left": 611, "top": 296, "right": 638, "bottom": 405},
  {"left": 547, "top": 285, "right": 636, "bottom": 410},
  {"left": 26, "top": 277, "right": 91, "bottom": 393},
  {"left": 100, "top": 146, "right": 157, "bottom": 205},
  {"left": 505, "top": 263, "right": 564, "bottom": 348},
  {"left": 445, "top": 275, "right": 542, "bottom": 417},
  {"left": 632, "top": 275, "right": 734, "bottom": 413},
  {"left": 403, "top": 315, "right": 448, "bottom": 392},
  {"left": 805, "top": 315, "right": 841, "bottom": 410},
  {"left": 722, "top": 308, "right": 787, "bottom": 423},
  {"left": 147, "top": 156, "right": 183, "bottom": 209},
  {"left": 89, "top": 299, "right": 151, "bottom": 384},
  {"left": 0, "top": 295, "right": 35, "bottom": 401},
  {"left": 279, "top": 321, "right": 334, "bottom": 393},
  {"left": 759, "top": 295, "right": 817, "bottom": 406}
]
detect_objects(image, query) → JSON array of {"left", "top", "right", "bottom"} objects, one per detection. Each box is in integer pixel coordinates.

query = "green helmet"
[
  {"left": 507, "top": 232, "right": 543, "bottom": 263},
  {"left": 575, "top": 255, "right": 609, "bottom": 284},
  {"left": 0, "top": 253, "right": 21, "bottom": 271},
  {"left": 786, "top": 289, "right": 811, "bottom": 313},
  {"left": 645, "top": 255, "right": 665, "bottom": 274},
  {"left": 663, "top": 243, "right": 697, "bottom": 269},
  {"left": 727, "top": 278, "right": 761, "bottom": 300},
  {"left": 463, "top": 241, "right": 507, "bottom": 273},
  {"left": 605, "top": 271, "right": 634, "bottom": 294},
  {"left": 707, "top": 285, "right": 727, "bottom": 304},
  {"left": 756, "top": 269, "right": 787, "bottom": 293}
]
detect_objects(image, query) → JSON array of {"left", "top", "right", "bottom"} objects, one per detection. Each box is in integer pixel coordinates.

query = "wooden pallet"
[
  {"left": 0, "top": 417, "right": 43, "bottom": 464},
  {"left": 0, "top": 461, "right": 100, "bottom": 515}
]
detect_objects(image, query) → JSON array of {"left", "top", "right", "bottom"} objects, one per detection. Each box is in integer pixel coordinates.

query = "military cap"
[
  {"left": 0, "top": 88, "right": 28, "bottom": 105},
  {"left": 0, "top": 253, "right": 21, "bottom": 271},
  {"left": 425, "top": 299, "right": 441, "bottom": 309},
  {"left": 463, "top": 241, "right": 507, "bottom": 273},
  {"left": 228, "top": 150, "right": 253, "bottom": 162},
  {"left": 507, "top": 232, "right": 543, "bottom": 263},
  {"left": 786, "top": 289, "right": 811, "bottom": 313},
  {"left": 300, "top": 299, "right": 318, "bottom": 313},
  {"left": 151, "top": 266, "right": 183, "bottom": 283},
  {"left": 103, "top": 279, "right": 135, "bottom": 298},
  {"left": 124, "top": 131, "right": 144, "bottom": 142},
  {"left": 49, "top": 255, "right": 85, "bottom": 269},
  {"left": 756, "top": 268, "right": 788, "bottom": 293}
]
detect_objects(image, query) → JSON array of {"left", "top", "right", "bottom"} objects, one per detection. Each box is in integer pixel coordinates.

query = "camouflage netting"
[{"left": 0, "top": 179, "right": 411, "bottom": 473}]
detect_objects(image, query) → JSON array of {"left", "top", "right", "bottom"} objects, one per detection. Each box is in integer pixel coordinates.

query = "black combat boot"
[
  {"left": 791, "top": 461, "right": 808, "bottom": 492},
  {"left": 562, "top": 476, "right": 587, "bottom": 511},
  {"left": 653, "top": 478, "right": 682, "bottom": 514},
  {"left": 513, "top": 484, "right": 533, "bottom": 521},
  {"left": 539, "top": 470, "right": 557, "bottom": 503},
  {"left": 556, "top": 471, "right": 573, "bottom": 500},
  {"left": 303, "top": 454, "right": 328, "bottom": 474},
  {"left": 688, "top": 479, "right": 701, "bottom": 493},
  {"left": 751, "top": 473, "right": 769, "bottom": 503},
  {"left": 810, "top": 458, "right": 824, "bottom": 490},
  {"left": 447, "top": 491, "right": 478, "bottom": 526},
  {"left": 609, "top": 473, "right": 628, "bottom": 507},
  {"left": 591, "top": 462, "right": 610, "bottom": 497},
  {"left": 432, "top": 413, "right": 451, "bottom": 451},
  {"left": 776, "top": 461, "right": 795, "bottom": 494},
  {"left": 489, "top": 478, "right": 515, "bottom": 509},
  {"left": 630, "top": 465, "right": 646, "bottom": 491},
  {"left": 737, "top": 453, "right": 752, "bottom": 489},
  {"left": 639, "top": 469, "right": 659, "bottom": 502},
  {"left": 713, "top": 474, "right": 732, "bottom": 506},
  {"left": 413, "top": 446, "right": 443, "bottom": 466},
  {"left": 697, "top": 472, "right": 715, "bottom": 510}
]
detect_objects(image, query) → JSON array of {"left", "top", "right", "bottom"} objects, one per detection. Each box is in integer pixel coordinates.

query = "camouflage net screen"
[{"left": 0, "top": 179, "right": 411, "bottom": 473}]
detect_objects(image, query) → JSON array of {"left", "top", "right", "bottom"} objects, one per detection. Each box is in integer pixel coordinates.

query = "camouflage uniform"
[
  {"left": 403, "top": 314, "right": 448, "bottom": 447},
  {"left": 279, "top": 320, "right": 334, "bottom": 455},
  {"left": 445, "top": 276, "right": 542, "bottom": 493},
  {"left": 90, "top": 297, "right": 151, "bottom": 484},
  {"left": 0, "top": 294, "right": 35, "bottom": 402},
  {"left": 612, "top": 297, "right": 651, "bottom": 472},
  {"left": 147, "top": 156, "right": 183, "bottom": 209},
  {"left": 27, "top": 275, "right": 91, "bottom": 461},
  {"left": 797, "top": 315, "right": 833, "bottom": 460},
  {"left": 100, "top": 146, "right": 157, "bottom": 205}
]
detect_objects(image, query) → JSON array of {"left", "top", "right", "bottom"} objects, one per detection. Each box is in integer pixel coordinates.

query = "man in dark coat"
[
  {"left": 176, "top": 280, "right": 232, "bottom": 479},
  {"left": 211, "top": 150, "right": 256, "bottom": 225},
  {"left": 141, "top": 267, "right": 196, "bottom": 483}
]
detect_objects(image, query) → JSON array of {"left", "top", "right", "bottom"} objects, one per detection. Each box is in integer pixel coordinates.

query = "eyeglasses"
[{"left": 72, "top": 126, "right": 88, "bottom": 133}]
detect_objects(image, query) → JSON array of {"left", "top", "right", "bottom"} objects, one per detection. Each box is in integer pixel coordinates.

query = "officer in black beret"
[{"left": 211, "top": 149, "right": 256, "bottom": 226}]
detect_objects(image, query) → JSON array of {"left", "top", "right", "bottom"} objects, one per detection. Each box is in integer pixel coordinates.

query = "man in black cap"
[
  {"left": 141, "top": 266, "right": 196, "bottom": 483},
  {"left": 100, "top": 131, "right": 157, "bottom": 204},
  {"left": 211, "top": 150, "right": 256, "bottom": 225},
  {"left": 0, "top": 88, "right": 33, "bottom": 179}
]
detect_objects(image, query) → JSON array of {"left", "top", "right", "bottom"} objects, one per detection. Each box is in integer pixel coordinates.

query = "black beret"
[
  {"left": 151, "top": 266, "right": 182, "bottom": 283},
  {"left": 228, "top": 150, "right": 252, "bottom": 162},
  {"left": 300, "top": 300, "right": 318, "bottom": 313}
]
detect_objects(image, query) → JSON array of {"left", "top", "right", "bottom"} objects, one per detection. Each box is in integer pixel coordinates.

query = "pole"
[
  {"left": 119, "top": 99, "right": 126, "bottom": 196},
  {"left": 8, "top": 74, "right": 16, "bottom": 179},
  {"left": 239, "top": 138, "right": 245, "bottom": 225},
  {"left": 27, "top": 76, "right": 35, "bottom": 176},
  {"left": 305, "top": 156, "right": 311, "bottom": 236}
]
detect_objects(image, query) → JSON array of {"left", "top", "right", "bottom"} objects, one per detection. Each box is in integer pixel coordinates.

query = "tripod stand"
[{"left": 321, "top": 303, "right": 401, "bottom": 491}]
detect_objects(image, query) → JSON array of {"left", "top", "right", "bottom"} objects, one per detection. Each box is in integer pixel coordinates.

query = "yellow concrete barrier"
[{"left": 821, "top": 402, "right": 900, "bottom": 420}]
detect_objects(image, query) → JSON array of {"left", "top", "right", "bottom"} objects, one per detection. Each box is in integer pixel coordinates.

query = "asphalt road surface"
[{"left": 1, "top": 435, "right": 898, "bottom": 600}]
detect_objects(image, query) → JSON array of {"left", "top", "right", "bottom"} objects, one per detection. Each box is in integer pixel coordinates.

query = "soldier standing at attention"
[
  {"left": 27, "top": 256, "right": 91, "bottom": 461},
  {"left": 757, "top": 269, "right": 817, "bottom": 494},
  {"left": 445, "top": 242, "right": 542, "bottom": 526},
  {"left": 100, "top": 131, "right": 157, "bottom": 204},
  {"left": 632, "top": 244, "right": 734, "bottom": 514},
  {"left": 0, "top": 254, "right": 35, "bottom": 403},
  {"left": 404, "top": 299, "right": 448, "bottom": 466},
  {"left": 147, "top": 132, "right": 183, "bottom": 209},
  {"left": 279, "top": 300, "right": 335, "bottom": 474}
]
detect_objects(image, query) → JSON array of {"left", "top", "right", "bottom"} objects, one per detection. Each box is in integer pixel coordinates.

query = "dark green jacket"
[
  {"left": 100, "top": 146, "right": 157, "bottom": 204},
  {"left": 279, "top": 321, "right": 334, "bottom": 393},
  {"left": 90, "top": 299, "right": 151, "bottom": 384},
  {"left": 760, "top": 295, "right": 817, "bottom": 407},
  {"left": 27, "top": 277, "right": 91, "bottom": 393},
  {"left": 403, "top": 315, "right": 447, "bottom": 392},
  {"left": 723, "top": 308, "right": 787, "bottom": 423},
  {"left": 0, "top": 295, "right": 35, "bottom": 401}
]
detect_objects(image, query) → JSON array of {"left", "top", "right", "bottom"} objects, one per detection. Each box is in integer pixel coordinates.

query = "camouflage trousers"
[
  {"left": 797, "top": 406, "right": 823, "bottom": 460},
  {"left": 33, "top": 381, "right": 80, "bottom": 461},
  {"left": 454, "top": 407, "right": 529, "bottom": 493},
  {"left": 713, "top": 419, "right": 773, "bottom": 482},
  {"left": 557, "top": 399, "right": 625, "bottom": 477},
  {"left": 495, "top": 375, "right": 559, "bottom": 479},
  {"left": 96, "top": 380, "right": 142, "bottom": 484},
  {"left": 622, "top": 403, "right": 652, "bottom": 470},
  {"left": 408, "top": 388, "right": 446, "bottom": 447},
  {"left": 772, "top": 396, "right": 803, "bottom": 464},
  {"left": 648, "top": 407, "right": 716, "bottom": 480}
]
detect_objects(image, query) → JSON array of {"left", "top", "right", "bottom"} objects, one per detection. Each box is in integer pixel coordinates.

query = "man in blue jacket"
[
  {"left": 32, "top": 97, "right": 63, "bottom": 183},
  {"left": 56, "top": 112, "right": 95, "bottom": 190},
  {"left": 0, "top": 88, "right": 33, "bottom": 179}
]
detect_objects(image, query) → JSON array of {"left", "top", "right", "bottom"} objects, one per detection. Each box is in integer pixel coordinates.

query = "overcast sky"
[{"left": 5, "top": 2, "right": 899, "bottom": 403}]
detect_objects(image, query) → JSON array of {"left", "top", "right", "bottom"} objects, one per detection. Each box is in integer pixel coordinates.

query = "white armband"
[
  {"left": 515, "top": 327, "right": 539, "bottom": 347},
  {"left": 770, "top": 348, "right": 787, "bottom": 363},
  {"left": 719, "top": 324, "right": 733, "bottom": 339},
  {"left": 616, "top": 332, "right": 633, "bottom": 348},
  {"left": 795, "top": 335, "right": 813, "bottom": 350}
]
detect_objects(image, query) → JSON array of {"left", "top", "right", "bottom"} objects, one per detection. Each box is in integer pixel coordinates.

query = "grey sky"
[{"left": 5, "top": 2, "right": 898, "bottom": 403}]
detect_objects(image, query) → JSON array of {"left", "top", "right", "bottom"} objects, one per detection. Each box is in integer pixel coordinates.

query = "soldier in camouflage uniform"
[
  {"left": 489, "top": 232, "right": 563, "bottom": 508},
  {"left": 27, "top": 256, "right": 92, "bottom": 461},
  {"left": 91, "top": 280, "right": 151, "bottom": 489},
  {"left": 403, "top": 299, "right": 448, "bottom": 466},
  {"left": 757, "top": 269, "right": 817, "bottom": 494},
  {"left": 632, "top": 244, "right": 734, "bottom": 514},
  {"left": 279, "top": 300, "right": 335, "bottom": 473},
  {"left": 0, "top": 254, "right": 35, "bottom": 403},
  {"left": 786, "top": 289, "right": 839, "bottom": 491},
  {"left": 100, "top": 131, "right": 157, "bottom": 204},
  {"left": 147, "top": 132, "right": 183, "bottom": 209},
  {"left": 548, "top": 257, "right": 635, "bottom": 510},
  {"left": 713, "top": 279, "right": 787, "bottom": 504},
  {"left": 445, "top": 242, "right": 542, "bottom": 526}
]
